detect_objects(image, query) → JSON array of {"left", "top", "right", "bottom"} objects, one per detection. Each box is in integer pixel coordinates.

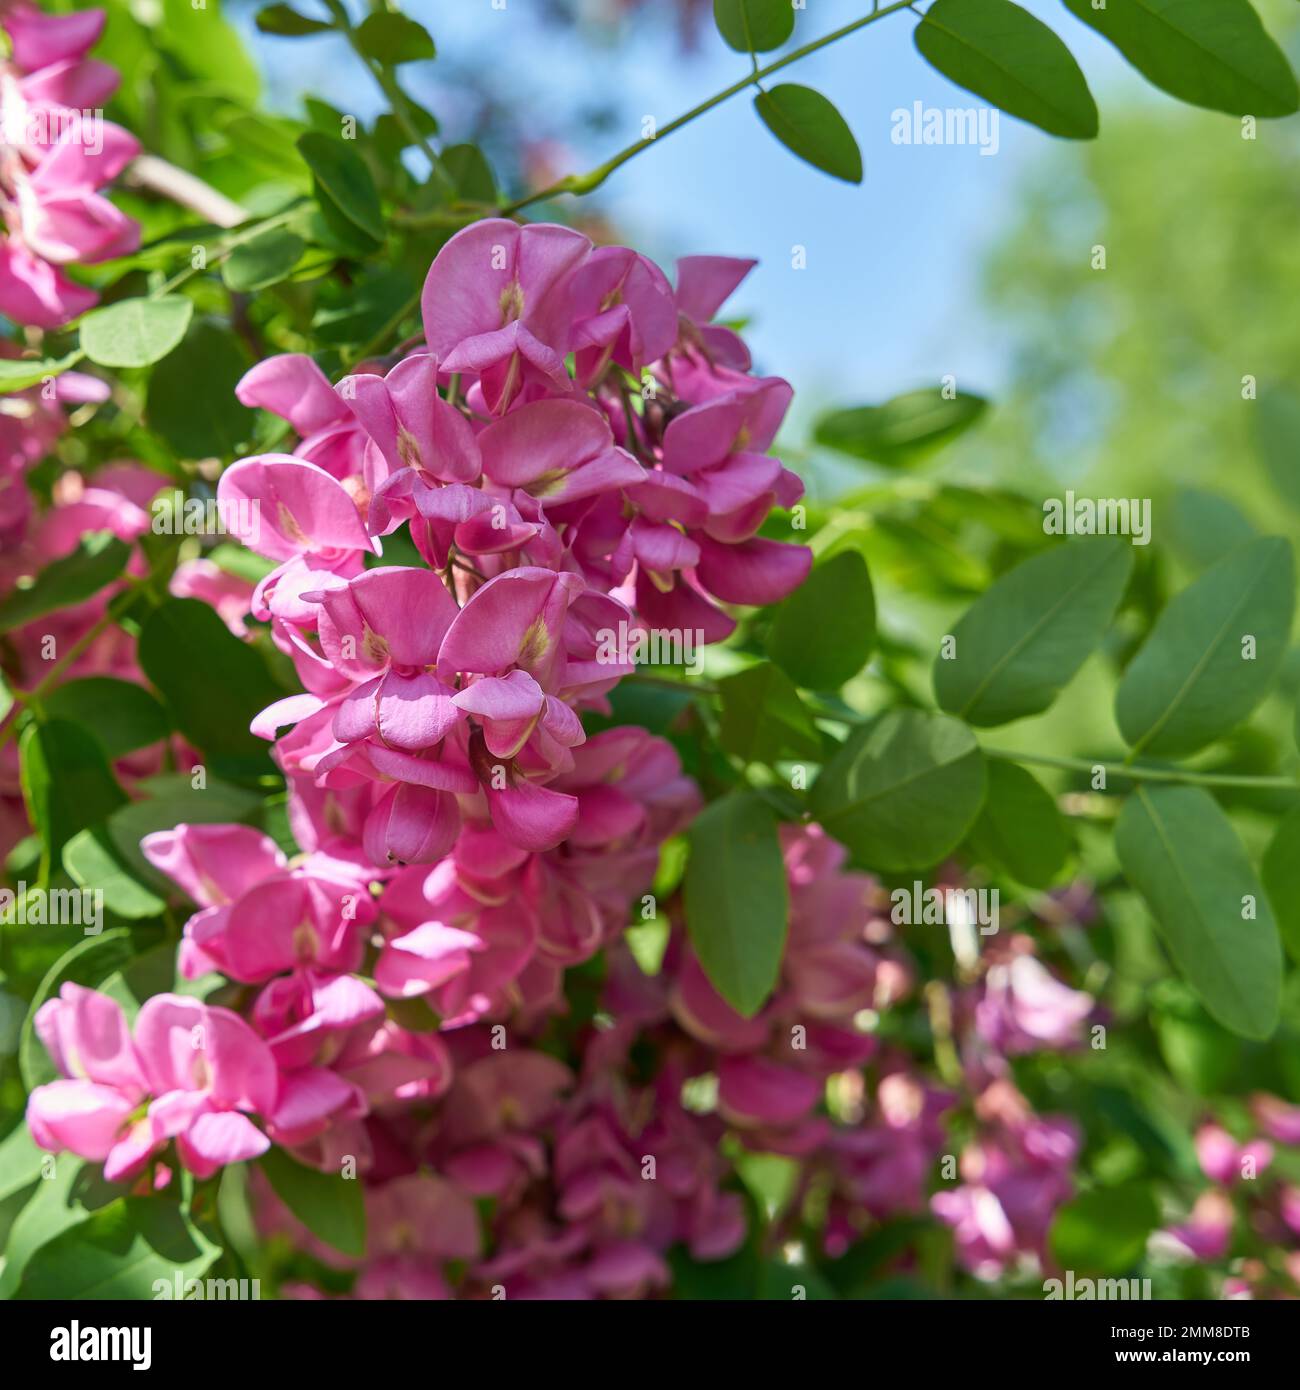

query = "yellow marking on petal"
[
  {"left": 292, "top": 922, "right": 320, "bottom": 962},
  {"left": 276, "top": 501, "right": 308, "bottom": 546},
  {"left": 499, "top": 281, "right": 525, "bottom": 324},
  {"left": 518, "top": 617, "right": 550, "bottom": 667}
]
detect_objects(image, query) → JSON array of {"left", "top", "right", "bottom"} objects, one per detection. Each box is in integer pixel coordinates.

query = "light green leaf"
[
  {"left": 1252, "top": 385, "right": 1300, "bottom": 514},
  {"left": 79, "top": 296, "right": 193, "bottom": 369},
  {"left": 767, "top": 550, "right": 875, "bottom": 691},
  {"left": 1115, "top": 537, "right": 1294, "bottom": 758},
  {"left": 916, "top": 0, "right": 1099, "bottom": 138},
  {"left": 0, "top": 352, "right": 83, "bottom": 395},
  {"left": 683, "top": 790, "right": 789, "bottom": 1016},
  {"left": 934, "top": 537, "right": 1133, "bottom": 726},
  {"left": 811, "top": 709, "right": 987, "bottom": 871},
  {"left": 754, "top": 85, "right": 862, "bottom": 183},
  {"left": 0, "top": 1159, "right": 119, "bottom": 1299},
  {"left": 20, "top": 720, "right": 127, "bottom": 868},
  {"left": 63, "top": 829, "right": 166, "bottom": 921},
  {"left": 222, "top": 227, "right": 306, "bottom": 292},
  {"left": 1061, "top": 0, "right": 1298, "bottom": 118},
  {"left": 1116, "top": 785, "right": 1282, "bottom": 1040}
]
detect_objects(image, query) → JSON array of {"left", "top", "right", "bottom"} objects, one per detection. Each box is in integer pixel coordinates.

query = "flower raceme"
[
  {"left": 216, "top": 220, "right": 811, "bottom": 866},
  {"left": 0, "top": 5, "right": 140, "bottom": 326}
]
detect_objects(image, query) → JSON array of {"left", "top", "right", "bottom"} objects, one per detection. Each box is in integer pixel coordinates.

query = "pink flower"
[{"left": 28, "top": 985, "right": 278, "bottom": 1181}]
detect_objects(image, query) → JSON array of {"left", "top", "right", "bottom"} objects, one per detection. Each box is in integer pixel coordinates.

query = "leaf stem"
[
  {"left": 983, "top": 746, "right": 1299, "bottom": 793},
  {"left": 502, "top": 0, "right": 916, "bottom": 214}
]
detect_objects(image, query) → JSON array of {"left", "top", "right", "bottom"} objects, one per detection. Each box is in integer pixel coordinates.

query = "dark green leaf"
[
  {"left": 934, "top": 537, "right": 1133, "bottom": 726},
  {"left": 1115, "top": 537, "right": 1294, "bottom": 758},
  {"left": 0, "top": 534, "right": 130, "bottom": 634},
  {"left": 714, "top": 0, "right": 794, "bottom": 53},
  {"left": 811, "top": 709, "right": 987, "bottom": 871},
  {"left": 754, "top": 85, "right": 862, "bottom": 183},
  {"left": 683, "top": 790, "right": 789, "bottom": 1016},
  {"left": 718, "top": 662, "right": 822, "bottom": 763},
  {"left": 257, "top": 1148, "right": 366, "bottom": 1257},
  {"left": 20, "top": 720, "right": 127, "bottom": 867},
  {"left": 967, "top": 759, "right": 1070, "bottom": 889},
  {"left": 297, "top": 132, "right": 384, "bottom": 245},
  {"left": 255, "top": 3, "right": 332, "bottom": 36},
  {"left": 1116, "top": 785, "right": 1282, "bottom": 1040},
  {"left": 1049, "top": 1182, "right": 1159, "bottom": 1273},
  {"left": 43, "top": 678, "right": 169, "bottom": 758},
  {"left": 916, "top": 0, "right": 1099, "bottom": 138},
  {"left": 1252, "top": 385, "right": 1300, "bottom": 514},
  {"left": 355, "top": 11, "right": 435, "bottom": 64},
  {"left": 79, "top": 296, "right": 193, "bottom": 369},
  {"left": 222, "top": 227, "right": 306, "bottom": 292},
  {"left": 814, "top": 388, "right": 988, "bottom": 467},
  {"left": 137, "top": 599, "right": 281, "bottom": 765},
  {"left": 767, "top": 550, "right": 875, "bottom": 691},
  {"left": 1061, "top": 0, "right": 1298, "bottom": 118},
  {"left": 1262, "top": 804, "right": 1300, "bottom": 967},
  {"left": 1166, "top": 487, "right": 1256, "bottom": 572},
  {"left": 442, "top": 143, "right": 496, "bottom": 202},
  {"left": 147, "top": 322, "right": 255, "bottom": 458}
]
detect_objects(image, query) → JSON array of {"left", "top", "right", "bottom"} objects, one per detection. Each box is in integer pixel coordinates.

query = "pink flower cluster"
[
  {"left": 0, "top": 5, "right": 139, "bottom": 327},
  {"left": 214, "top": 219, "right": 809, "bottom": 866}
]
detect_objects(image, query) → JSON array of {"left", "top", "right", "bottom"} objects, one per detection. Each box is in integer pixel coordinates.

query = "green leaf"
[
  {"left": 106, "top": 773, "right": 263, "bottom": 889},
  {"left": 20, "top": 720, "right": 127, "bottom": 868},
  {"left": 98, "top": 940, "right": 222, "bottom": 1023},
  {"left": 255, "top": 3, "right": 332, "bottom": 36},
  {"left": 811, "top": 709, "right": 987, "bottom": 871},
  {"left": 1115, "top": 537, "right": 1294, "bottom": 758},
  {"left": 714, "top": 0, "right": 794, "bottom": 53},
  {"left": 257, "top": 1148, "right": 366, "bottom": 1257},
  {"left": 1049, "top": 1182, "right": 1159, "bottom": 1273},
  {"left": 147, "top": 322, "right": 255, "bottom": 458},
  {"left": 1166, "top": 487, "right": 1256, "bottom": 572},
  {"left": 158, "top": 0, "right": 261, "bottom": 103},
  {"left": 138, "top": 598, "right": 282, "bottom": 765},
  {"left": 0, "top": 1159, "right": 119, "bottom": 1299},
  {"left": 754, "top": 85, "right": 862, "bottom": 183},
  {"left": 0, "top": 352, "right": 83, "bottom": 395},
  {"left": 0, "top": 1123, "right": 45, "bottom": 1205},
  {"left": 18, "top": 1196, "right": 220, "bottom": 1299},
  {"left": 79, "top": 296, "right": 193, "bottom": 369},
  {"left": 718, "top": 663, "right": 822, "bottom": 764},
  {"left": 1061, "top": 0, "right": 1298, "bottom": 118},
  {"left": 813, "top": 388, "right": 988, "bottom": 467},
  {"left": 1252, "top": 385, "right": 1300, "bottom": 514},
  {"left": 915, "top": 0, "right": 1099, "bottom": 138},
  {"left": 1262, "top": 804, "right": 1300, "bottom": 967},
  {"left": 683, "top": 790, "right": 789, "bottom": 1016},
  {"left": 355, "top": 11, "right": 435, "bottom": 64},
  {"left": 297, "top": 132, "right": 384, "bottom": 245},
  {"left": 222, "top": 227, "right": 306, "bottom": 292},
  {"left": 0, "top": 533, "right": 130, "bottom": 634},
  {"left": 1116, "top": 785, "right": 1282, "bottom": 1040},
  {"left": 767, "top": 550, "right": 875, "bottom": 691},
  {"left": 63, "top": 829, "right": 166, "bottom": 920},
  {"left": 934, "top": 537, "right": 1134, "bottom": 726},
  {"left": 43, "top": 678, "right": 169, "bottom": 759},
  {"left": 19, "top": 930, "right": 136, "bottom": 1091},
  {"left": 442, "top": 143, "right": 497, "bottom": 203},
  {"left": 967, "top": 759, "right": 1070, "bottom": 889}
]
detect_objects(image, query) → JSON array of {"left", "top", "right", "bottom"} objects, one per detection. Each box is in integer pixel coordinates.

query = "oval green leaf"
[
  {"left": 1062, "top": 0, "right": 1298, "bottom": 119},
  {"left": 1262, "top": 803, "right": 1300, "bottom": 967},
  {"left": 811, "top": 709, "right": 987, "bottom": 871},
  {"left": 718, "top": 662, "right": 822, "bottom": 764},
  {"left": 1116, "top": 785, "right": 1282, "bottom": 1040},
  {"left": 967, "top": 758, "right": 1071, "bottom": 889},
  {"left": 814, "top": 388, "right": 988, "bottom": 467},
  {"left": 1115, "top": 537, "right": 1294, "bottom": 758},
  {"left": 297, "top": 132, "right": 384, "bottom": 244},
  {"left": 44, "top": 677, "right": 169, "bottom": 759},
  {"left": 767, "top": 549, "right": 875, "bottom": 691},
  {"left": 683, "top": 790, "right": 789, "bottom": 1016},
  {"left": 714, "top": 0, "right": 794, "bottom": 53},
  {"left": 0, "top": 534, "right": 130, "bottom": 634},
  {"left": 754, "top": 84, "right": 862, "bottom": 183},
  {"left": 915, "top": 0, "right": 1099, "bottom": 138},
  {"left": 934, "top": 536, "right": 1134, "bottom": 727},
  {"left": 258, "top": 1147, "right": 366, "bottom": 1258},
  {"left": 79, "top": 296, "right": 193, "bottom": 369}
]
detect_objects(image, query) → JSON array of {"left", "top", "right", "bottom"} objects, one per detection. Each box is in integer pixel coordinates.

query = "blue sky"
[{"left": 238, "top": 1, "right": 1153, "bottom": 420}]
